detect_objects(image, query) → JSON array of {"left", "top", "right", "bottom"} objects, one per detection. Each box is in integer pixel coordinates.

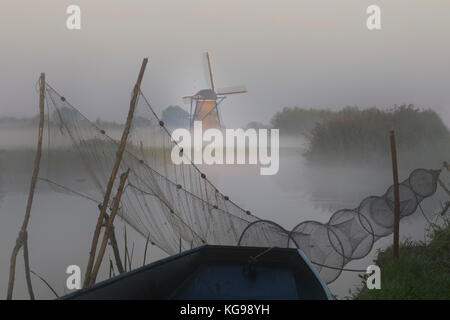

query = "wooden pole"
[
  {"left": 89, "top": 169, "right": 129, "bottom": 285},
  {"left": 108, "top": 220, "right": 125, "bottom": 274},
  {"left": 143, "top": 233, "right": 150, "bottom": 267},
  {"left": 23, "top": 233, "right": 35, "bottom": 299},
  {"left": 124, "top": 225, "right": 128, "bottom": 272},
  {"left": 83, "top": 58, "right": 148, "bottom": 287},
  {"left": 390, "top": 130, "right": 400, "bottom": 259},
  {"left": 101, "top": 208, "right": 124, "bottom": 274},
  {"left": 7, "top": 73, "right": 45, "bottom": 299}
]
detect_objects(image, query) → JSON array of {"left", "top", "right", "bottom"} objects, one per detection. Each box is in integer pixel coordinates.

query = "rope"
[
  {"left": 249, "top": 246, "right": 276, "bottom": 263},
  {"left": 243, "top": 246, "right": 367, "bottom": 273},
  {"left": 243, "top": 246, "right": 276, "bottom": 277},
  {"left": 37, "top": 177, "right": 100, "bottom": 204}
]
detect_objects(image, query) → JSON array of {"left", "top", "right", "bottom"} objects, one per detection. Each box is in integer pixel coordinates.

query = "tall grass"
[{"left": 353, "top": 220, "right": 450, "bottom": 300}]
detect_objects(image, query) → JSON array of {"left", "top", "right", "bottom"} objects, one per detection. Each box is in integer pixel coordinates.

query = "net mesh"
[
  {"left": 42, "top": 84, "right": 258, "bottom": 255},
  {"left": 40, "top": 82, "right": 443, "bottom": 284},
  {"left": 239, "top": 168, "right": 441, "bottom": 283}
]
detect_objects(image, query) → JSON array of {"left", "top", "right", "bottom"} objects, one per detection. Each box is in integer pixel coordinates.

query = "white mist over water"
[{"left": 0, "top": 138, "right": 446, "bottom": 299}]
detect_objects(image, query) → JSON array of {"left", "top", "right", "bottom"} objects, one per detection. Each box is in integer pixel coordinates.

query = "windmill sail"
[
  {"left": 205, "top": 52, "right": 215, "bottom": 92},
  {"left": 216, "top": 85, "right": 248, "bottom": 96}
]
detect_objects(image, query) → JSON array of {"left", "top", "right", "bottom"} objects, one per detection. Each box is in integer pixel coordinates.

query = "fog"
[{"left": 0, "top": 1, "right": 449, "bottom": 128}]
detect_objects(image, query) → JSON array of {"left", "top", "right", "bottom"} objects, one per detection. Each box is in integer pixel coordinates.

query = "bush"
[
  {"left": 270, "top": 107, "right": 332, "bottom": 136},
  {"left": 161, "top": 105, "right": 190, "bottom": 129},
  {"left": 303, "top": 105, "right": 450, "bottom": 166},
  {"left": 353, "top": 221, "right": 450, "bottom": 300}
]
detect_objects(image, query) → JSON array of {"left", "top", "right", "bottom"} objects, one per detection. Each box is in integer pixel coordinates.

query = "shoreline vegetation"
[
  {"left": 255, "top": 104, "right": 450, "bottom": 168},
  {"left": 352, "top": 220, "right": 450, "bottom": 300},
  {"left": 2, "top": 104, "right": 449, "bottom": 167}
]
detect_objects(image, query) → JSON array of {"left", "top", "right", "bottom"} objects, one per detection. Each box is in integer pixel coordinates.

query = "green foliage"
[
  {"left": 353, "top": 221, "right": 450, "bottom": 300},
  {"left": 303, "top": 105, "right": 450, "bottom": 165},
  {"left": 270, "top": 107, "right": 333, "bottom": 136}
]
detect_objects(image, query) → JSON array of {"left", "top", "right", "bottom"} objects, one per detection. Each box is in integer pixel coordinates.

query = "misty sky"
[{"left": 0, "top": 0, "right": 449, "bottom": 128}]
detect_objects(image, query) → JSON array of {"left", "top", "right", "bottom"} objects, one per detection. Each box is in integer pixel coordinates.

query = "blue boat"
[{"left": 61, "top": 245, "right": 333, "bottom": 300}]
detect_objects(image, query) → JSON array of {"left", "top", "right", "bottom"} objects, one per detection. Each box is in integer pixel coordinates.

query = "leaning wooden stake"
[
  {"left": 7, "top": 73, "right": 45, "bottom": 299},
  {"left": 142, "top": 233, "right": 150, "bottom": 267},
  {"left": 89, "top": 169, "right": 130, "bottom": 285},
  {"left": 108, "top": 219, "right": 125, "bottom": 274},
  {"left": 101, "top": 208, "right": 124, "bottom": 274},
  {"left": 390, "top": 130, "right": 400, "bottom": 259},
  {"left": 83, "top": 58, "right": 148, "bottom": 287}
]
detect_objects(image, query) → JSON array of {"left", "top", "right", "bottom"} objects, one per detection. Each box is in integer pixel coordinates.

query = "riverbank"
[{"left": 353, "top": 220, "right": 450, "bottom": 300}]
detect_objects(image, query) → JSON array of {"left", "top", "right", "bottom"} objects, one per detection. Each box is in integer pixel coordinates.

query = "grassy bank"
[{"left": 353, "top": 220, "right": 450, "bottom": 300}]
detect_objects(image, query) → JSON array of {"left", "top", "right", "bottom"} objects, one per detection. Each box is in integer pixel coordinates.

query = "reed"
[{"left": 304, "top": 105, "right": 450, "bottom": 165}]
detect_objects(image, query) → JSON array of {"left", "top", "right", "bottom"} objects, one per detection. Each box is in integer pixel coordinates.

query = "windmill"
[{"left": 183, "top": 52, "right": 247, "bottom": 130}]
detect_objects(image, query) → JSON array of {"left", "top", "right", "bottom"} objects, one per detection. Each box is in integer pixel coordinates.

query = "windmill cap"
[{"left": 195, "top": 89, "right": 217, "bottom": 100}]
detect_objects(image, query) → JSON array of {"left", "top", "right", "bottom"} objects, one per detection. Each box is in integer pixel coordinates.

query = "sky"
[{"left": 0, "top": 0, "right": 449, "bottom": 128}]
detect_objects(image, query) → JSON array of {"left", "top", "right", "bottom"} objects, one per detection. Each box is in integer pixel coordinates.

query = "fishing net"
[
  {"left": 39, "top": 81, "right": 443, "bottom": 284},
  {"left": 40, "top": 83, "right": 258, "bottom": 256},
  {"left": 239, "top": 168, "right": 442, "bottom": 283}
]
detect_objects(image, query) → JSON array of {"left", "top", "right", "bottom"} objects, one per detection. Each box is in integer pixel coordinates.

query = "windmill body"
[
  {"left": 183, "top": 53, "right": 247, "bottom": 130},
  {"left": 190, "top": 89, "right": 221, "bottom": 130}
]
